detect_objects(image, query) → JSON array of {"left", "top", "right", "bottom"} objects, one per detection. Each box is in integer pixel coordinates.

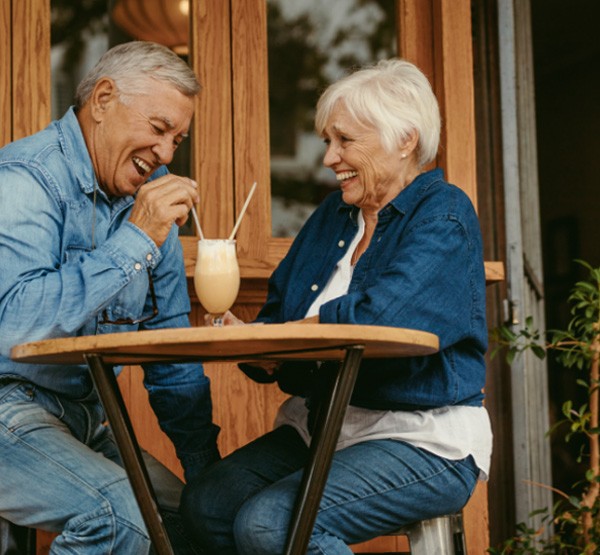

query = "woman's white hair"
[
  {"left": 75, "top": 41, "right": 200, "bottom": 108},
  {"left": 315, "top": 59, "right": 441, "bottom": 168}
]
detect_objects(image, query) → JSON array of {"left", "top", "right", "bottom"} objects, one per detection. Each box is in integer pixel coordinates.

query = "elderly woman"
[{"left": 181, "top": 59, "right": 492, "bottom": 555}]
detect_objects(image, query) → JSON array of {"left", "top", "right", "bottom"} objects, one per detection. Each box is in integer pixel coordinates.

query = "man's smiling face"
[{"left": 89, "top": 77, "right": 194, "bottom": 198}]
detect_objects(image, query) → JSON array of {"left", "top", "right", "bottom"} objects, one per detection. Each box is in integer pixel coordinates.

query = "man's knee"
[
  {"left": 54, "top": 477, "right": 150, "bottom": 553},
  {"left": 57, "top": 507, "right": 149, "bottom": 553}
]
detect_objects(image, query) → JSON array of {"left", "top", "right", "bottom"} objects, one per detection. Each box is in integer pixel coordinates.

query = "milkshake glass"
[{"left": 194, "top": 239, "right": 240, "bottom": 326}]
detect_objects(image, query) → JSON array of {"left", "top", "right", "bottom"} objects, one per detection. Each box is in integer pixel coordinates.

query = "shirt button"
[
  {"left": 134, "top": 262, "right": 142, "bottom": 271},
  {"left": 146, "top": 253, "right": 153, "bottom": 261},
  {"left": 338, "top": 240, "right": 345, "bottom": 248},
  {"left": 311, "top": 284, "right": 319, "bottom": 292}
]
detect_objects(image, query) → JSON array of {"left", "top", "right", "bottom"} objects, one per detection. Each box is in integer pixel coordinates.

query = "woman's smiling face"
[
  {"left": 321, "top": 101, "right": 416, "bottom": 212},
  {"left": 88, "top": 78, "right": 194, "bottom": 198}
]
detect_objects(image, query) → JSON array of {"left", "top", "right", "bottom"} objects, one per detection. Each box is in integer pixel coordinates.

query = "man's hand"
[{"left": 129, "top": 175, "right": 199, "bottom": 247}]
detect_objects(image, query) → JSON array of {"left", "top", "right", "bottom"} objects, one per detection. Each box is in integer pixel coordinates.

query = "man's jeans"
[
  {"left": 181, "top": 425, "right": 479, "bottom": 555},
  {"left": 0, "top": 380, "right": 200, "bottom": 554}
]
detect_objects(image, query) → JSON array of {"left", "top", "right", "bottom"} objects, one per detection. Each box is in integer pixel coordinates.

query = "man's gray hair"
[
  {"left": 75, "top": 41, "right": 200, "bottom": 108},
  {"left": 315, "top": 59, "right": 441, "bottom": 168}
]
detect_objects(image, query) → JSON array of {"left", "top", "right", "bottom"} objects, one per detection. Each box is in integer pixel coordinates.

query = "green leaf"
[
  {"left": 506, "top": 349, "right": 516, "bottom": 365},
  {"left": 531, "top": 345, "right": 546, "bottom": 359}
]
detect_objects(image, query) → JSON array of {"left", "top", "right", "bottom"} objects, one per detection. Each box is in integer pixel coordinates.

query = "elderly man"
[{"left": 0, "top": 41, "right": 219, "bottom": 554}]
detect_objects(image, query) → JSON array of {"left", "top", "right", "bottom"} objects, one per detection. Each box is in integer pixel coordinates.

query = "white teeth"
[
  {"left": 336, "top": 171, "right": 358, "bottom": 181},
  {"left": 133, "top": 156, "right": 151, "bottom": 173}
]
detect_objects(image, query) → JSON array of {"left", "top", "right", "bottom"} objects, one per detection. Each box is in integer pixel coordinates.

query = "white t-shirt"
[{"left": 275, "top": 211, "right": 493, "bottom": 479}]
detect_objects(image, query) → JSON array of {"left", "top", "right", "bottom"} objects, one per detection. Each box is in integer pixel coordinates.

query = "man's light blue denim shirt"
[
  {"left": 251, "top": 169, "right": 488, "bottom": 410},
  {"left": 0, "top": 107, "right": 219, "bottom": 478}
]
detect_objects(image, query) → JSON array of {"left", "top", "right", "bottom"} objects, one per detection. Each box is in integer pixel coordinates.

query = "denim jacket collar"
[
  {"left": 58, "top": 107, "right": 133, "bottom": 213},
  {"left": 335, "top": 168, "right": 445, "bottom": 223},
  {"left": 58, "top": 107, "right": 96, "bottom": 196}
]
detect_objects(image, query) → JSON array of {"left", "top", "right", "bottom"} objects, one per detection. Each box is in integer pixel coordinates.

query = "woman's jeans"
[
  {"left": 181, "top": 425, "right": 479, "bottom": 555},
  {"left": 0, "top": 379, "right": 200, "bottom": 555}
]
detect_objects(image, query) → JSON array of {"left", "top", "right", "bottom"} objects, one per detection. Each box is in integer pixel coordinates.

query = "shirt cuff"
[{"left": 104, "top": 221, "right": 163, "bottom": 278}]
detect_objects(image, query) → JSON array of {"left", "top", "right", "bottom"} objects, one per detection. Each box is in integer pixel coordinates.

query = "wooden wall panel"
[
  {"left": 351, "top": 535, "right": 410, "bottom": 553},
  {"left": 189, "top": 0, "right": 234, "bottom": 239},
  {"left": 11, "top": 0, "right": 50, "bottom": 139},
  {"left": 398, "top": 0, "right": 435, "bottom": 82},
  {"left": 399, "top": 0, "right": 477, "bottom": 206},
  {"left": 434, "top": 0, "right": 478, "bottom": 206},
  {"left": 230, "top": 0, "right": 274, "bottom": 273},
  {"left": 0, "top": 0, "right": 11, "bottom": 148}
]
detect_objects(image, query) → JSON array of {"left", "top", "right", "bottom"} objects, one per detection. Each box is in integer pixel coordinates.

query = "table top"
[{"left": 10, "top": 324, "right": 438, "bottom": 366}]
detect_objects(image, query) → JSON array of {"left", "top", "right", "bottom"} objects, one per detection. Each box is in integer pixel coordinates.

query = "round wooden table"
[{"left": 12, "top": 324, "right": 438, "bottom": 555}]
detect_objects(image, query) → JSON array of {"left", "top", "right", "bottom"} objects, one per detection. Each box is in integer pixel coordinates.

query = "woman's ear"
[
  {"left": 400, "top": 130, "right": 419, "bottom": 158},
  {"left": 90, "top": 78, "right": 118, "bottom": 123}
]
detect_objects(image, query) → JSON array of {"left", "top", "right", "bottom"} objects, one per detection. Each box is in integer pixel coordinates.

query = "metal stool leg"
[{"left": 395, "top": 514, "right": 465, "bottom": 555}]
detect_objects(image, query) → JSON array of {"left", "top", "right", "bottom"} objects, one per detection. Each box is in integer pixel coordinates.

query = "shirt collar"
[
  {"left": 389, "top": 168, "right": 444, "bottom": 215},
  {"left": 57, "top": 107, "right": 134, "bottom": 210},
  {"left": 57, "top": 107, "right": 98, "bottom": 196},
  {"left": 335, "top": 168, "right": 444, "bottom": 218}
]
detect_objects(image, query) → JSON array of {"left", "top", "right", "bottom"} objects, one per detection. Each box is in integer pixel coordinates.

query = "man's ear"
[{"left": 90, "top": 78, "right": 118, "bottom": 123}]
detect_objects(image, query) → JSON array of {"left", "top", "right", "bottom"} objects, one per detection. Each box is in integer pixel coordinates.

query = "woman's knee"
[
  {"left": 233, "top": 491, "right": 292, "bottom": 555},
  {"left": 180, "top": 470, "right": 238, "bottom": 547},
  {"left": 180, "top": 479, "right": 211, "bottom": 540}
]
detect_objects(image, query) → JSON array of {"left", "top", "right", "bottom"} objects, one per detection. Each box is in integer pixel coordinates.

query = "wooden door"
[{"left": 497, "top": 0, "right": 553, "bottom": 536}]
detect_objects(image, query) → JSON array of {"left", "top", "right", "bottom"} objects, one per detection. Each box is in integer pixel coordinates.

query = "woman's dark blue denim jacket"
[{"left": 245, "top": 168, "right": 487, "bottom": 411}]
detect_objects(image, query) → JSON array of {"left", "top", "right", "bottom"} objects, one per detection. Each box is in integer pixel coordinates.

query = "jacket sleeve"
[
  {"left": 319, "top": 212, "right": 487, "bottom": 351},
  {"left": 0, "top": 164, "right": 160, "bottom": 355}
]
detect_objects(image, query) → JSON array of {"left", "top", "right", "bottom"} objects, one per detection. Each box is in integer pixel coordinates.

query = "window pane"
[{"left": 267, "top": 0, "right": 397, "bottom": 237}]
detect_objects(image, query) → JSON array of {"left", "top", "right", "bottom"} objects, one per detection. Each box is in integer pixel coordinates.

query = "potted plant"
[{"left": 489, "top": 261, "right": 599, "bottom": 554}]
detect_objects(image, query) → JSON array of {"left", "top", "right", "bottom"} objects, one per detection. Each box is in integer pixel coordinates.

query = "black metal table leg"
[
  {"left": 84, "top": 354, "right": 174, "bottom": 555},
  {"left": 284, "top": 345, "right": 364, "bottom": 555}
]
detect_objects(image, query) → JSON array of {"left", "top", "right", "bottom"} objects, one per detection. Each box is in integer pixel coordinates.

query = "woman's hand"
[
  {"left": 287, "top": 315, "right": 320, "bottom": 324},
  {"left": 204, "top": 310, "right": 245, "bottom": 327}
]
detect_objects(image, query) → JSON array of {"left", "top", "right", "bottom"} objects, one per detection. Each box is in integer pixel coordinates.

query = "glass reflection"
[{"left": 268, "top": 0, "right": 397, "bottom": 237}]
